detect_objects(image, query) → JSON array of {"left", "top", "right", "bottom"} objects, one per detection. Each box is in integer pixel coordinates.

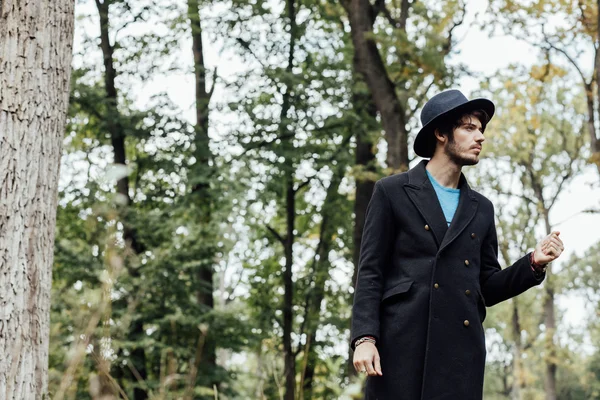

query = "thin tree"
[
  {"left": 187, "top": 0, "right": 218, "bottom": 389},
  {"left": 94, "top": 1, "right": 149, "bottom": 397}
]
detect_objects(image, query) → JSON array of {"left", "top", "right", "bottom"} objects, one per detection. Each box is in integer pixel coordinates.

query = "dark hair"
[
  {"left": 437, "top": 109, "right": 489, "bottom": 137},
  {"left": 428, "top": 109, "right": 490, "bottom": 154},
  {"left": 426, "top": 109, "right": 489, "bottom": 154}
]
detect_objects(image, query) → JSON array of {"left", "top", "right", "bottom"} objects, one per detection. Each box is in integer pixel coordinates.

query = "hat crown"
[{"left": 420, "top": 90, "right": 469, "bottom": 126}]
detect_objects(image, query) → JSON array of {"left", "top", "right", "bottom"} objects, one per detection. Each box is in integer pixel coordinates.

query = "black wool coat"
[{"left": 351, "top": 160, "right": 545, "bottom": 400}]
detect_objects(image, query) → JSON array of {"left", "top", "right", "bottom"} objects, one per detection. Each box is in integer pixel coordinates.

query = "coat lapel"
[
  {"left": 404, "top": 161, "right": 448, "bottom": 247},
  {"left": 438, "top": 174, "right": 479, "bottom": 254}
]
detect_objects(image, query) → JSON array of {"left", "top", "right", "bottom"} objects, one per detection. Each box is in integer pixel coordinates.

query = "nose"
[{"left": 476, "top": 130, "right": 485, "bottom": 144}]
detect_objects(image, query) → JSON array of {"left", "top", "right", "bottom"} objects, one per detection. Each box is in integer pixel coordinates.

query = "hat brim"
[{"left": 413, "top": 98, "right": 495, "bottom": 158}]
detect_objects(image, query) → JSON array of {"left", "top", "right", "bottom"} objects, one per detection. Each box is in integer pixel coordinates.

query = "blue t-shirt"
[{"left": 426, "top": 170, "right": 460, "bottom": 226}]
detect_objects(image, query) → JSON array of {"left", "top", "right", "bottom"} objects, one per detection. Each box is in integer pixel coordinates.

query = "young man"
[{"left": 350, "top": 90, "right": 564, "bottom": 399}]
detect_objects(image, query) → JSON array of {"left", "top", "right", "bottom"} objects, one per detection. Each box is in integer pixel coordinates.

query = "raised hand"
[{"left": 533, "top": 231, "right": 564, "bottom": 265}]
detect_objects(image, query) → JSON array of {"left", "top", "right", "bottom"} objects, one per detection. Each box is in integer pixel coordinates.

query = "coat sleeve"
[
  {"left": 479, "top": 209, "right": 545, "bottom": 307},
  {"left": 350, "top": 181, "right": 395, "bottom": 349}
]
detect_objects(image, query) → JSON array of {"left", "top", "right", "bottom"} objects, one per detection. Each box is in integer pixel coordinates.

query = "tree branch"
[
  {"left": 543, "top": 34, "right": 589, "bottom": 86},
  {"left": 442, "top": 1, "right": 466, "bottom": 54},
  {"left": 266, "top": 225, "right": 285, "bottom": 245}
]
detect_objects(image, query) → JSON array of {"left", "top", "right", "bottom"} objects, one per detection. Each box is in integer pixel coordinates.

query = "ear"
[{"left": 434, "top": 129, "right": 447, "bottom": 145}]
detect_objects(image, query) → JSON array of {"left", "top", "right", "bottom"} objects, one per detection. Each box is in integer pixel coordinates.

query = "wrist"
[
  {"left": 355, "top": 336, "right": 376, "bottom": 348},
  {"left": 530, "top": 251, "right": 547, "bottom": 273}
]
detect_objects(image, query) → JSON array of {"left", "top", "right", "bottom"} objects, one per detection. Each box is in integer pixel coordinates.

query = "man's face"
[{"left": 444, "top": 115, "right": 485, "bottom": 166}]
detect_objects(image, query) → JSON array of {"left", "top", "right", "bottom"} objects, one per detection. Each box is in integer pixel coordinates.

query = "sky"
[{"left": 70, "top": 0, "right": 600, "bottom": 354}]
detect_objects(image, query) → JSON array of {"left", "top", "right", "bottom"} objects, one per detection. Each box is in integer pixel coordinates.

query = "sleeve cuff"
[
  {"left": 529, "top": 252, "right": 547, "bottom": 280},
  {"left": 350, "top": 334, "right": 378, "bottom": 351}
]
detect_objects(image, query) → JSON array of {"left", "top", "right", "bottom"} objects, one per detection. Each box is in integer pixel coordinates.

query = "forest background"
[{"left": 7, "top": 0, "right": 600, "bottom": 398}]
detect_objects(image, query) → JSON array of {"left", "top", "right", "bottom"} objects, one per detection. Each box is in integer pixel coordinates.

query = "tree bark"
[
  {"left": 0, "top": 0, "right": 75, "bottom": 397},
  {"left": 95, "top": 1, "right": 147, "bottom": 398},
  {"left": 342, "top": 0, "right": 409, "bottom": 172}
]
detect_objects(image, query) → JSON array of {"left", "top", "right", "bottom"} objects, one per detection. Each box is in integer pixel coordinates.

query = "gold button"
[
  {"left": 425, "top": 225, "right": 430, "bottom": 231},
  {"left": 464, "top": 320, "right": 470, "bottom": 327},
  {"left": 465, "top": 290, "right": 471, "bottom": 295},
  {"left": 471, "top": 233, "right": 476, "bottom": 239},
  {"left": 464, "top": 260, "right": 470, "bottom": 266},
  {"left": 434, "top": 283, "right": 439, "bottom": 289}
]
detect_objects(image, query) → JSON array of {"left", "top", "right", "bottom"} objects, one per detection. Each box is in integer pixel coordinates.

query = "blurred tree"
[
  {"left": 564, "top": 241, "right": 600, "bottom": 399},
  {"left": 489, "top": 0, "right": 600, "bottom": 178},
  {"left": 340, "top": 0, "right": 466, "bottom": 172},
  {"left": 94, "top": 0, "right": 149, "bottom": 396},
  {"left": 473, "top": 61, "right": 589, "bottom": 399},
  {"left": 186, "top": 0, "right": 218, "bottom": 392},
  {"left": 49, "top": 0, "right": 241, "bottom": 398},
  {"left": 0, "top": 0, "right": 75, "bottom": 398},
  {"left": 220, "top": 0, "right": 357, "bottom": 397}
]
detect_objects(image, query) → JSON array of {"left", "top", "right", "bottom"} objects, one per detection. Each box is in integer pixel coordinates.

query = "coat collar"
[{"left": 404, "top": 160, "right": 479, "bottom": 253}]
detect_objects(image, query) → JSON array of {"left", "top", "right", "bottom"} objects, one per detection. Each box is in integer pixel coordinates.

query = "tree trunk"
[
  {"left": 543, "top": 277, "right": 557, "bottom": 400},
  {"left": 342, "top": 0, "right": 409, "bottom": 172},
  {"left": 281, "top": 0, "right": 298, "bottom": 398},
  {"left": 538, "top": 209, "right": 556, "bottom": 400},
  {"left": 539, "top": 209, "right": 557, "bottom": 400},
  {"left": 0, "top": 0, "right": 75, "bottom": 397},
  {"left": 95, "top": 1, "right": 147, "bottom": 398},
  {"left": 510, "top": 299, "right": 524, "bottom": 400},
  {"left": 594, "top": 0, "right": 600, "bottom": 174},
  {"left": 498, "top": 240, "right": 525, "bottom": 400},
  {"left": 584, "top": 82, "right": 600, "bottom": 176},
  {"left": 301, "top": 165, "right": 345, "bottom": 399},
  {"left": 530, "top": 170, "right": 557, "bottom": 400},
  {"left": 187, "top": 0, "right": 217, "bottom": 386},
  {"left": 347, "top": 80, "right": 377, "bottom": 377},
  {"left": 283, "top": 177, "right": 296, "bottom": 400}
]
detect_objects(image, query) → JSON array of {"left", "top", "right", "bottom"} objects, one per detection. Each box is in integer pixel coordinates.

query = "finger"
[
  {"left": 354, "top": 359, "right": 367, "bottom": 374},
  {"left": 357, "top": 360, "right": 368, "bottom": 374},
  {"left": 549, "top": 238, "right": 563, "bottom": 251},
  {"left": 543, "top": 239, "right": 561, "bottom": 252},
  {"left": 546, "top": 244, "right": 561, "bottom": 257},
  {"left": 374, "top": 355, "right": 383, "bottom": 376},
  {"left": 365, "top": 359, "right": 376, "bottom": 376}
]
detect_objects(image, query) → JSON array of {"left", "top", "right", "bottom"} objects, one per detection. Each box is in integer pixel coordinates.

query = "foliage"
[{"left": 45, "top": 0, "right": 600, "bottom": 398}]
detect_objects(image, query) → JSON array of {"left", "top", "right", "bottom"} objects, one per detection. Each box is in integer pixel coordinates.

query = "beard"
[{"left": 444, "top": 137, "right": 479, "bottom": 166}]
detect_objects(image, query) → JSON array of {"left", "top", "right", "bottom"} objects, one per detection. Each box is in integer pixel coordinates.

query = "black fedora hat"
[{"left": 414, "top": 89, "right": 495, "bottom": 158}]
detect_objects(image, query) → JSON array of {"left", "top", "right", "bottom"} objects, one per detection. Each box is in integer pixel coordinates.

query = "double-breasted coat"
[{"left": 351, "top": 160, "right": 545, "bottom": 400}]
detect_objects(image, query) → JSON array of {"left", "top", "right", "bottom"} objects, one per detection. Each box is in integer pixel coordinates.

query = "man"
[{"left": 350, "top": 90, "right": 564, "bottom": 399}]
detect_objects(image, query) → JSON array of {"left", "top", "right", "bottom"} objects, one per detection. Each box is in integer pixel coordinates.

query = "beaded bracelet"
[{"left": 355, "top": 336, "right": 376, "bottom": 347}]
